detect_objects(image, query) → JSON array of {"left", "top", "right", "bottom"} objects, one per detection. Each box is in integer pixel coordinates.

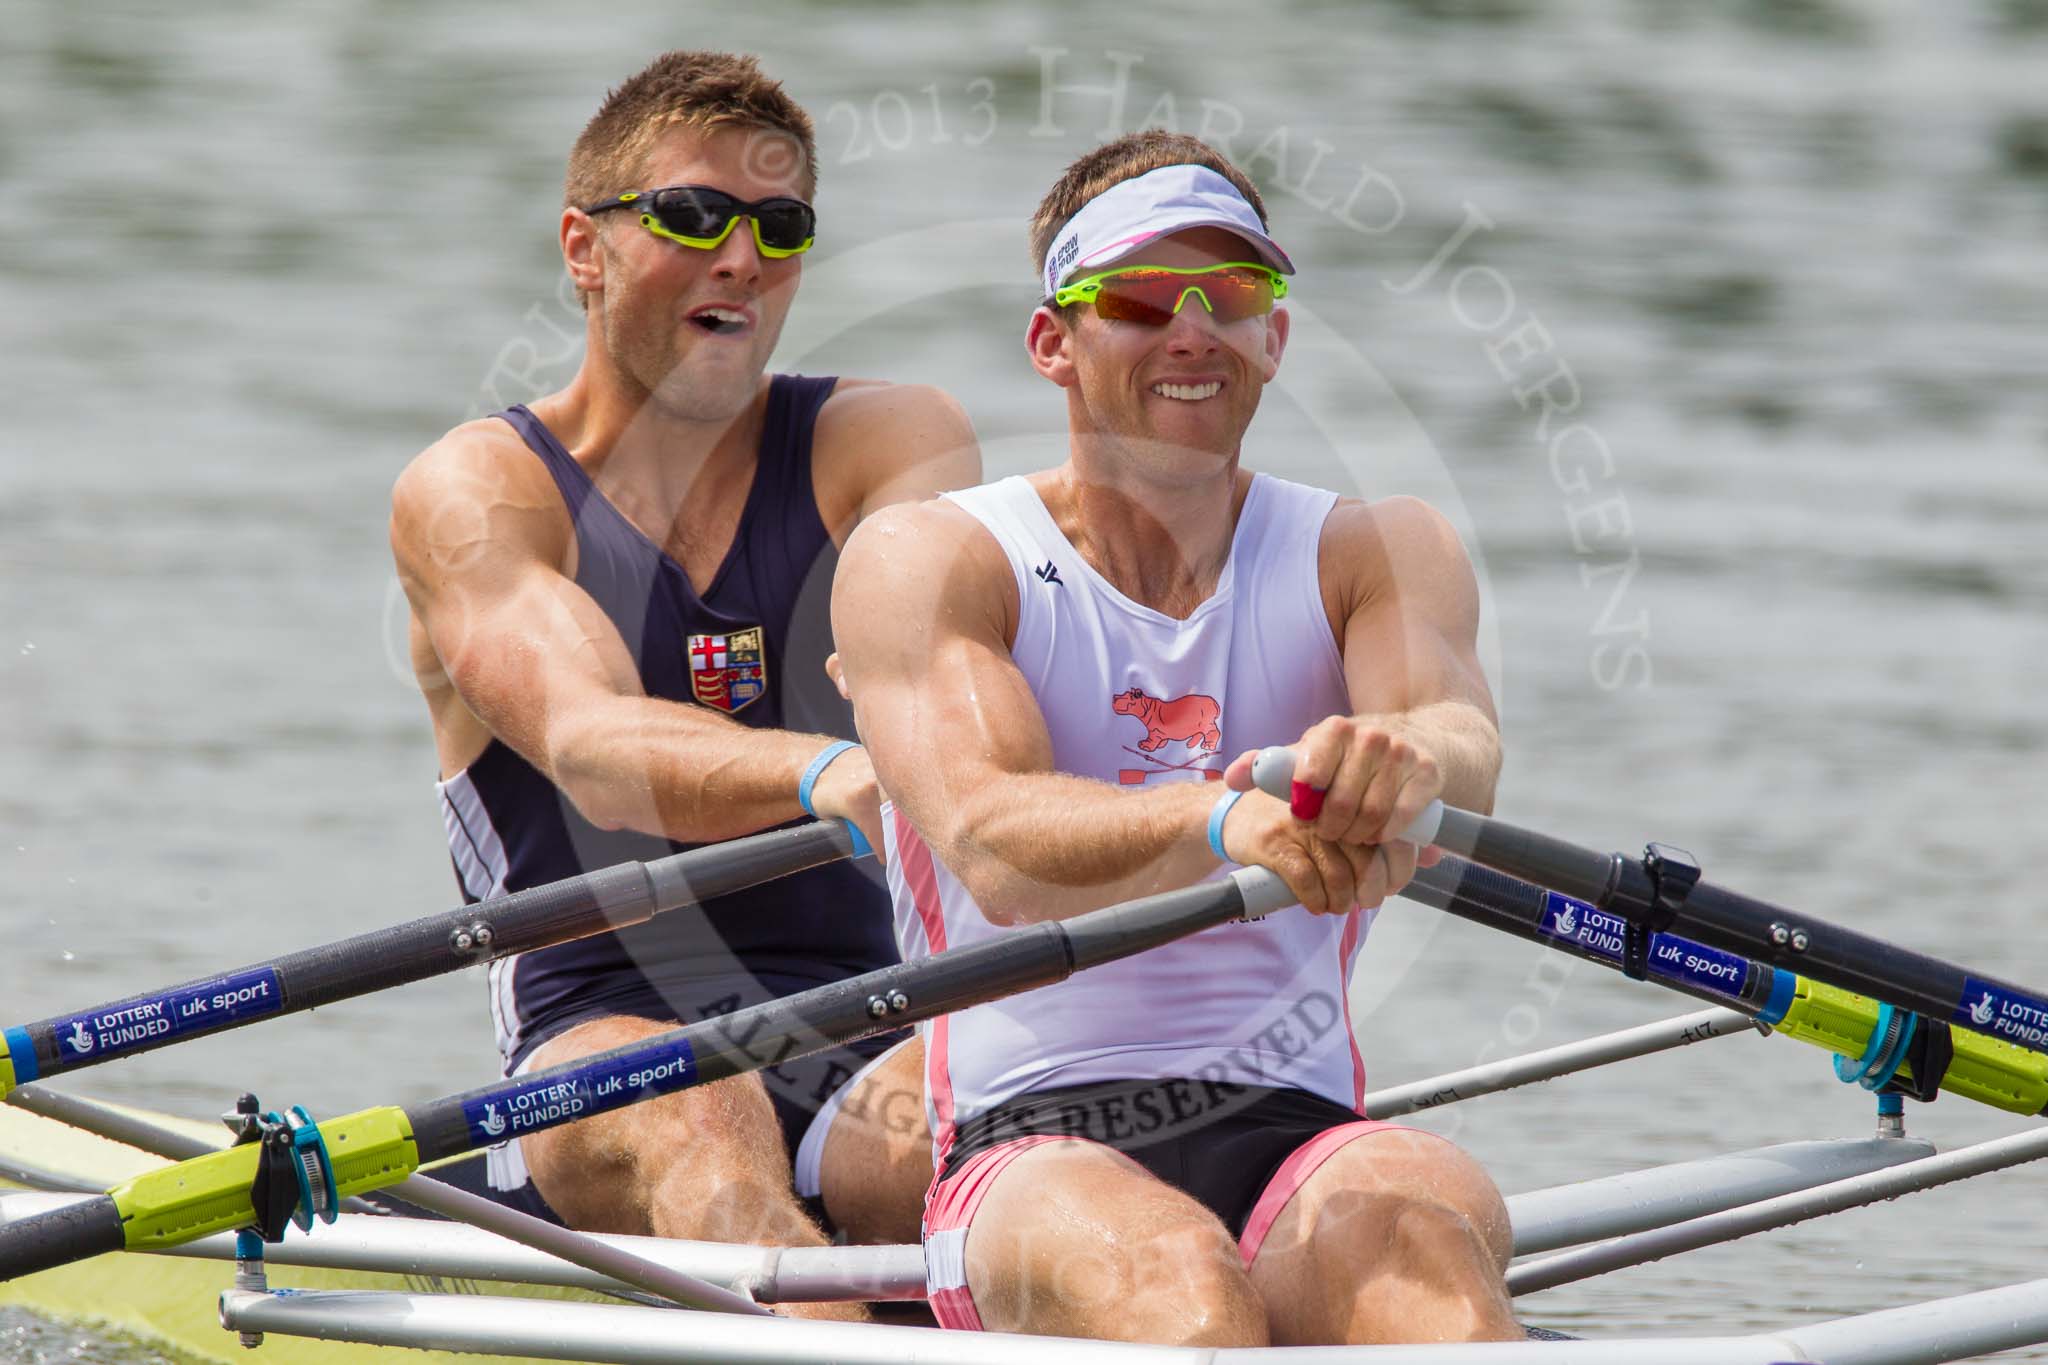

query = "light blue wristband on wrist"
[
  {"left": 798, "top": 740, "right": 872, "bottom": 858},
  {"left": 798, "top": 740, "right": 860, "bottom": 816},
  {"left": 1207, "top": 788, "right": 1245, "bottom": 862}
]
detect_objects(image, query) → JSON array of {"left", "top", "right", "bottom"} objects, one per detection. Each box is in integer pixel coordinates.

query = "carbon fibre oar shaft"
[
  {"left": 1251, "top": 745, "right": 2048, "bottom": 1063},
  {"left": 1, "top": 821, "right": 863, "bottom": 1098},
  {"left": 1405, "top": 857, "right": 2048, "bottom": 1115},
  {"left": 0, "top": 867, "right": 1297, "bottom": 1281}
]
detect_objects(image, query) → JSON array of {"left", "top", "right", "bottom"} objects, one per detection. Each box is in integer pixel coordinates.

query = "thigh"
[
  {"left": 816, "top": 1035, "right": 932, "bottom": 1245},
  {"left": 957, "top": 1138, "right": 1263, "bottom": 1345},
  {"left": 1247, "top": 1125, "right": 1511, "bottom": 1269},
  {"left": 1244, "top": 1125, "right": 1513, "bottom": 1343},
  {"left": 518, "top": 1014, "right": 790, "bottom": 1235}
]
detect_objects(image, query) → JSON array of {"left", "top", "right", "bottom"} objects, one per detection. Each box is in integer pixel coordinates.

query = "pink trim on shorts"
[
  {"left": 1237, "top": 1120, "right": 1428, "bottom": 1266},
  {"left": 922, "top": 1135, "right": 1079, "bottom": 1332}
]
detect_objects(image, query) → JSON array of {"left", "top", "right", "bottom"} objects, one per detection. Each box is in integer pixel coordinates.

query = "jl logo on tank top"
[
  {"left": 688, "top": 627, "right": 767, "bottom": 713},
  {"left": 1112, "top": 687, "right": 1224, "bottom": 785}
]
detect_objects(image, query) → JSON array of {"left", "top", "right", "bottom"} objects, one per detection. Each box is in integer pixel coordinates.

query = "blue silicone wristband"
[
  {"left": 798, "top": 740, "right": 861, "bottom": 817},
  {"left": 1208, "top": 789, "right": 1245, "bottom": 862}
]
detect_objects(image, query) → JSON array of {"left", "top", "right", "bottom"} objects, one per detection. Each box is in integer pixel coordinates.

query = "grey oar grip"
[
  {"left": 0, "top": 1194, "right": 125, "bottom": 1281},
  {"left": 1249, "top": 746, "right": 1447, "bottom": 846}
]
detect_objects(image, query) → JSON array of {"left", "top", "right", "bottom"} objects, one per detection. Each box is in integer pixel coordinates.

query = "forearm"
[
  {"left": 551, "top": 696, "right": 836, "bottom": 843},
  {"left": 1372, "top": 700, "right": 1501, "bottom": 814},
  {"left": 934, "top": 774, "right": 1222, "bottom": 925}
]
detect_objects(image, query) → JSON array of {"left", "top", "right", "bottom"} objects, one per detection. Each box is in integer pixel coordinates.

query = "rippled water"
[{"left": 5, "top": 0, "right": 2047, "bottom": 1358}]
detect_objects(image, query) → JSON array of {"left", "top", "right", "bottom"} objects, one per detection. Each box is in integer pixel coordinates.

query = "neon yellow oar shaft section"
[
  {"left": 0, "top": 1108, "right": 419, "bottom": 1277},
  {"left": 1768, "top": 977, "right": 2048, "bottom": 1116},
  {"left": 113, "top": 1106, "right": 417, "bottom": 1250}
]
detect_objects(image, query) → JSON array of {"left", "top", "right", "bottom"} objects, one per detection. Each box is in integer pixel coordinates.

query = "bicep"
[
  {"left": 1332, "top": 498, "right": 1497, "bottom": 723},
  {"left": 391, "top": 447, "right": 642, "bottom": 773},
  {"left": 831, "top": 506, "right": 1049, "bottom": 843}
]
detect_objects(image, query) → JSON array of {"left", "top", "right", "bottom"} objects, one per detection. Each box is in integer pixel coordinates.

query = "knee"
[
  {"left": 1129, "top": 1222, "right": 1269, "bottom": 1348},
  {"left": 1385, "top": 1199, "right": 1502, "bottom": 1284}
]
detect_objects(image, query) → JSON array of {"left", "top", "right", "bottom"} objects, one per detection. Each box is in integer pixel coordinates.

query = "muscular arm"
[
  {"left": 832, "top": 502, "right": 1219, "bottom": 924},
  {"left": 392, "top": 387, "right": 979, "bottom": 846},
  {"left": 1318, "top": 495, "right": 1501, "bottom": 818},
  {"left": 392, "top": 426, "right": 837, "bottom": 841}
]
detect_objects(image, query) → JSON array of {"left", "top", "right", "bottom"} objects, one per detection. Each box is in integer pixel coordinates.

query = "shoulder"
[
  {"left": 814, "top": 378, "right": 975, "bottom": 447},
  {"left": 842, "top": 492, "right": 1006, "bottom": 578},
  {"left": 812, "top": 379, "right": 978, "bottom": 480},
  {"left": 390, "top": 416, "right": 569, "bottom": 570},
  {"left": 1318, "top": 494, "right": 1467, "bottom": 564},
  {"left": 810, "top": 377, "right": 982, "bottom": 528},
  {"left": 837, "top": 493, "right": 1016, "bottom": 636},
  {"left": 1317, "top": 494, "right": 1477, "bottom": 621}
]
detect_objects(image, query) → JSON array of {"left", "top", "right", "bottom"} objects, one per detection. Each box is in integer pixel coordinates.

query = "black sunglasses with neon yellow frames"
[{"left": 582, "top": 184, "right": 817, "bottom": 259}]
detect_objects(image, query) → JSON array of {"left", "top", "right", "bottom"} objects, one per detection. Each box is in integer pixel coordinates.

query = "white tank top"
[{"left": 881, "top": 473, "right": 1369, "bottom": 1162}]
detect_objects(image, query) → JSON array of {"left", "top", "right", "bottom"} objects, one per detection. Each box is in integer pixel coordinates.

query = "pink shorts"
[{"left": 920, "top": 1120, "right": 1413, "bottom": 1332}]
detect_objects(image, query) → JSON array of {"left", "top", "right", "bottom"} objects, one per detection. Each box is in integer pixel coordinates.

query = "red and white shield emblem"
[{"left": 687, "top": 626, "right": 767, "bottom": 714}]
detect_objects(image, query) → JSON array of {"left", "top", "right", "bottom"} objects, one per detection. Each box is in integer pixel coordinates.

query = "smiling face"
[
  {"left": 1029, "top": 226, "right": 1289, "bottom": 479},
  {"left": 575, "top": 124, "right": 809, "bottom": 423}
]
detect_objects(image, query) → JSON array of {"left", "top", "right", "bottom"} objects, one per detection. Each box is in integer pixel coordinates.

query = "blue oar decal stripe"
[
  {"left": 1538, "top": 893, "right": 1749, "bottom": 999},
  {"left": 460, "top": 1037, "right": 698, "bottom": 1147},
  {"left": 1956, "top": 979, "right": 2048, "bottom": 1052},
  {"left": 48, "top": 968, "right": 284, "bottom": 1065},
  {"left": 4, "top": 1027, "right": 38, "bottom": 1084}
]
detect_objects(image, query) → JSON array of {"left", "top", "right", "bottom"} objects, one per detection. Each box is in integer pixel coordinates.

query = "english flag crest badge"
[{"left": 687, "top": 627, "right": 767, "bottom": 714}]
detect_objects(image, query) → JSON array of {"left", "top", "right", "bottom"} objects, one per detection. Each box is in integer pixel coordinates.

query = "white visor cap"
[{"left": 1041, "top": 164, "right": 1295, "bottom": 299}]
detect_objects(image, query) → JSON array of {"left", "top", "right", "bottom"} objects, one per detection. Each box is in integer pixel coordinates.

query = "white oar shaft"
[
  {"left": 1363, "top": 1007, "right": 1757, "bottom": 1119},
  {"left": 387, "top": 1175, "right": 770, "bottom": 1316}
]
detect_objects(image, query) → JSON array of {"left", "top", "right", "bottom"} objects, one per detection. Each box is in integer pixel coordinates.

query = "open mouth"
[
  {"left": 688, "top": 306, "right": 753, "bottom": 336},
  {"left": 1151, "top": 380, "right": 1222, "bottom": 401}
]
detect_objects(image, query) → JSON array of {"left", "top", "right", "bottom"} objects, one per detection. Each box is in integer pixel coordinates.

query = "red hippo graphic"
[{"left": 1112, "top": 687, "right": 1222, "bottom": 753}]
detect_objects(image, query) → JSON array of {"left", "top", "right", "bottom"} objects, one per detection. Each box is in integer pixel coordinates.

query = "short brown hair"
[
  {"left": 565, "top": 51, "right": 817, "bottom": 211},
  {"left": 1028, "top": 131, "right": 1270, "bottom": 275}
]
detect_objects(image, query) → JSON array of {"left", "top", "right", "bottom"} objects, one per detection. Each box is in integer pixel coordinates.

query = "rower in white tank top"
[{"left": 881, "top": 471, "right": 1370, "bottom": 1163}]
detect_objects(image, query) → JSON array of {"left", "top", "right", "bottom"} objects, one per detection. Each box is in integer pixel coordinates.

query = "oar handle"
[
  {"left": 0, "top": 1195, "right": 125, "bottom": 1280},
  {"left": 1249, "top": 746, "right": 1446, "bottom": 846}
]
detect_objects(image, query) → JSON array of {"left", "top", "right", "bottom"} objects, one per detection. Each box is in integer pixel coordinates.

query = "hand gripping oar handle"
[
  {"left": 1, "top": 821, "right": 865, "bottom": 1096},
  {"left": 1248, "top": 746, "right": 1447, "bottom": 846}
]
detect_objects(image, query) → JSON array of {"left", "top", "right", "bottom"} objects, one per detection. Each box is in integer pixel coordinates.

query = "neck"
[
  {"left": 1040, "top": 439, "right": 1249, "bottom": 618},
  {"left": 535, "top": 349, "right": 768, "bottom": 507}
]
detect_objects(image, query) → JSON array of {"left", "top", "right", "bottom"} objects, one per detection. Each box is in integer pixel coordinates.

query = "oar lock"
[
  {"left": 220, "top": 1093, "right": 340, "bottom": 1244},
  {"left": 449, "top": 920, "right": 497, "bottom": 955}
]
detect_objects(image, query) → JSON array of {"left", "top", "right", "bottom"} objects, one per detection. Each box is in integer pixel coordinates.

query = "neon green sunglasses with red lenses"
[
  {"left": 584, "top": 185, "right": 817, "bottom": 259},
  {"left": 1052, "top": 261, "right": 1289, "bottom": 325}
]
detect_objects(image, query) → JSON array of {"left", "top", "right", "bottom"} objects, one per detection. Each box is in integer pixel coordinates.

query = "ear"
[
  {"left": 1026, "top": 306, "right": 1078, "bottom": 388},
  {"left": 562, "top": 207, "right": 606, "bottom": 299},
  {"left": 1260, "top": 306, "right": 1290, "bottom": 382}
]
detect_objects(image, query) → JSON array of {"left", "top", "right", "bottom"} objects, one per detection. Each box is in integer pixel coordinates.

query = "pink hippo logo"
[{"left": 1112, "top": 688, "right": 1224, "bottom": 784}]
